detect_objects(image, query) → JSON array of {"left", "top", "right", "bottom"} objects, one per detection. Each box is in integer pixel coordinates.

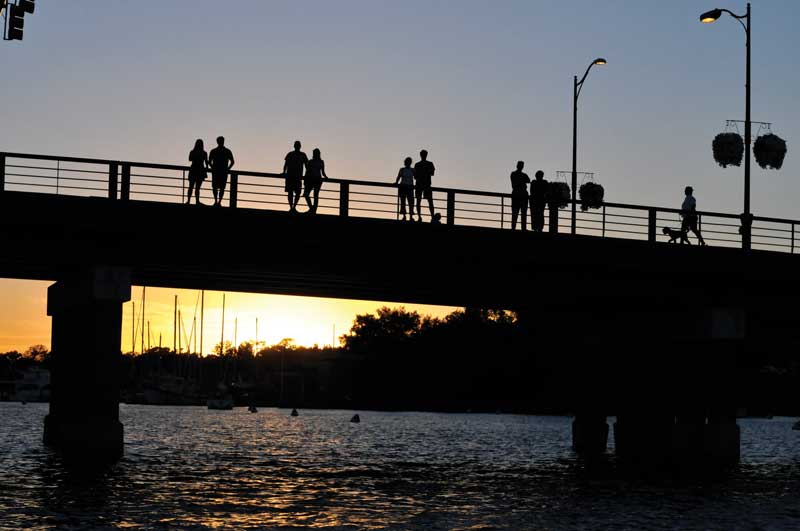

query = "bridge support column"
[
  {"left": 705, "top": 410, "right": 740, "bottom": 467},
  {"left": 572, "top": 413, "right": 608, "bottom": 455},
  {"left": 43, "top": 267, "right": 131, "bottom": 460},
  {"left": 615, "top": 412, "right": 740, "bottom": 469},
  {"left": 613, "top": 411, "right": 675, "bottom": 467}
]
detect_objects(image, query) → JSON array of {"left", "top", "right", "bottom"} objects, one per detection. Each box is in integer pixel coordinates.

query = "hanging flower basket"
[
  {"left": 548, "top": 182, "right": 570, "bottom": 210},
  {"left": 712, "top": 132, "right": 744, "bottom": 168},
  {"left": 579, "top": 182, "right": 604, "bottom": 211},
  {"left": 753, "top": 133, "right": 787, "bottom": 170}
]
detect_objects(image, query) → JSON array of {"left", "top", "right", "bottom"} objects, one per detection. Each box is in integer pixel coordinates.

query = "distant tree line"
[{"left": 2, "top": 308, "right": 799, "bottom": 414}]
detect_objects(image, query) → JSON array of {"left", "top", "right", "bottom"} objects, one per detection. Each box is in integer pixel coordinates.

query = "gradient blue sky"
[{"left": 1, "top": 1, "right": 799, "bottom": 350}]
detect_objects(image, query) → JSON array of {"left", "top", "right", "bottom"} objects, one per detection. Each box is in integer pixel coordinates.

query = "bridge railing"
[{"left": 1, "top": 151, "right": 797, "bottom": 255}]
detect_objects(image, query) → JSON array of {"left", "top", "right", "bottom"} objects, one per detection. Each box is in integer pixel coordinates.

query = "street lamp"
[
  {"left": 700, "top": 3, "right": 751, "bottom": 250},
  {"left": 572, "top": 57, "right": 606, "bottom": 235}
]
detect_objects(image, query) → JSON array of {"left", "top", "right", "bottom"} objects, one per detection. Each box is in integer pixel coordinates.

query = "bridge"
[{"left": 2, "top": 151, "right": 799, "bottom": 467}]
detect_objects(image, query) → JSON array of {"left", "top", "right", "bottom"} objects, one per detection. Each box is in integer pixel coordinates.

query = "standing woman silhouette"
[
  {"left": 187, "top": 139, "right": 208, "bottom": 205},
  {"left": 303, "top": 148, "right": 328, "bottom": 214}
]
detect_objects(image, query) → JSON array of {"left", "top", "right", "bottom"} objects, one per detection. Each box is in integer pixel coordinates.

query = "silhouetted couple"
[
  {"left": 283, "top": 141, "right": 328, "bottom": 213},
  {"left": 187, "top": 136, "right": 235, "bottom": 207},
  {"left": 395, "top": 150, "right": 435, "bottom": 222},
  {"left": 509, "top": 161, "right": 547, "bottom": 232}
]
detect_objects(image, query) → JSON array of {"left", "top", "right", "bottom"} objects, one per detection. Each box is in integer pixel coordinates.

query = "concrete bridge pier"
[
  {"left": 614, "top": 413, "right": 739, "bottom": 470},
  {"left": 43, "top": 267, "right": 131, "bottom": 460},
  {"left": 572, "top": 413, "right": 609, "bottom": 455}
]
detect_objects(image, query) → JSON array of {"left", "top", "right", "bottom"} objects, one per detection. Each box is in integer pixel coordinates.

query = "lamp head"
[
  {"left": 700, "top": 9, "right": 722, "bottom": 23},
  {"left": 593, "top": 58, "right": 607, "bottom": 66}
]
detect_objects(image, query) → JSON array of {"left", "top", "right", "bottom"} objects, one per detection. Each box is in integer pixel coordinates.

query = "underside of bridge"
[{"left": 1, "top": 192, "right": 798, "bottom": 465}]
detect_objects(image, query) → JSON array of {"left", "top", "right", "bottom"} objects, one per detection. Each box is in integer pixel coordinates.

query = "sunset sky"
[{"left": 2, "top": 1, "right": 800, "bottom": 351}]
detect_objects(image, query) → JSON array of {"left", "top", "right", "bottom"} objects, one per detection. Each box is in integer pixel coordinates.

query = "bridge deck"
[{"left": 2, "top": 151, "right": 798, "bottom": 255}]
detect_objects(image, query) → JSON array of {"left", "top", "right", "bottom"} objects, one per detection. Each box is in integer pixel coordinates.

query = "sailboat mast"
[
  {"left": 234, "top": 317, "right": 238, "bottom": 351},
  {"left": 255, "top": 317, "right": 258, "bottom": 352},
  {"left": 200, "top": 290, "right": 205, "bottom": 356},
  {"left": 178, "top": 309, "right": 182, "bottom": 353},
  {"left": 220, "top": 293, "right": 226, "bottom": 355},
  {"left": 173, "top": 295, "right": 177, "bottom": 353},
  {"left": 141, "top": 286, "right": 146, "bottom": 355},
  {"left": 131, "top": 301, "right": 135, "bottom": 354}
]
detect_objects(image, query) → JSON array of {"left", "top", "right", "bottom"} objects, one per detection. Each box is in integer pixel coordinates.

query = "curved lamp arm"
[
  {"left": 701, "top": 8, "right": 747, "bottom": 33},
  {"left": 576, "top": 58, "right": 606, "bottom": 100}
]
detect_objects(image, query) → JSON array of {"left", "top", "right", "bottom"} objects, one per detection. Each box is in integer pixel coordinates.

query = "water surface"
[{"left": 1, "top": 403, "right": 799, "bottom": 530}]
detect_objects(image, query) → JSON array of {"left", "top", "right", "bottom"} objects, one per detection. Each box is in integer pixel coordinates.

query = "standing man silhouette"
[
  {"left": 529, "top": 170, "right": 548, "bottom": 233},
  {"left": 208, "top": 136, "right": 234, "bottom": 207},
  {"left": 681, "top": 186, "right": 706, "bottom": 246},
  {"left": 510, "top": 161, "right": 530, "bottom": 231},
  {"left": 283, "top": 140, "right": 308, "bottom": 212},
  {"left": 414, "top": 149, "right": 435, "bottom": 222}
]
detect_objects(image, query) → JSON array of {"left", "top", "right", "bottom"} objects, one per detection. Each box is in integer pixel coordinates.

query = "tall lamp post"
[
  {"left": 572, "top": 58, "right": 607, "bottom": 235},
  {"left": 700, "top": 3, "right": 751, "bottom": 250}
]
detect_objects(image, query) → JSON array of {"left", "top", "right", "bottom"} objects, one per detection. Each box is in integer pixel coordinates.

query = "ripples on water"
[{"left": 1, "top": 403, "right": 800, "bottom": 530}]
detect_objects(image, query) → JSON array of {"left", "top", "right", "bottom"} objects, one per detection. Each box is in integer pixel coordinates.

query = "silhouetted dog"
[{"left": 662, "top": 226, "right": 690, "bottom": 244}]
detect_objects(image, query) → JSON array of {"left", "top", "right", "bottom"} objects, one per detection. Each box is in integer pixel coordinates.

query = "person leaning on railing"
[
  {"left": 208, "top": 136, "right": 235, "bottom": 207},
  {"left": 303, "top": 148, "right": 328, "bottom": 214},
  {"left": 530, "top": 170, "right": 548, "bottom": 233}
]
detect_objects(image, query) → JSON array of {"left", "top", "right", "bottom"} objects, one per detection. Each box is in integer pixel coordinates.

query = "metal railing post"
[
  {"left": 0, "top": 154, "right": 5, "bottom": 192},
  {"left": 339, "top": 182, "right": 349, "bottom": 217},
  {"left": 602, "top": 205, "right": 606, "bottom": 237},
  {"left": 648, "top": 208, "right": 657, "bottom": 243},
  {"left": 501, "top": 197, "right": 505, "bottom": 229},
  {"left": 446, "top": 191, "right": 455, "bottom": 225},
  {"left": 792, "top": 223, "right": 795, "bottom": 254},
  {"left": 121, "top": 164, "right": 131, "bottom": 201},
  {"left": 229, "top": 172, "right": 238, "bottom": 208},
  {"left": 108, "top": 163, "right": 118, "bottom": 200},
  {"left": 548, "top": 205, "right": 559, "bottom": 233}
]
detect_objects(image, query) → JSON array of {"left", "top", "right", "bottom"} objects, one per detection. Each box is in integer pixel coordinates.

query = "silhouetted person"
[
  {"left": 510, "top": 161, "right": 530, "bottom": 231},
  {"left": 414, "top": 149, "right": 435, "bottom": 222},
  {"left": 530, "top": 170, "right": 548, "bottom": 233},
  {"left": 395, "top": 157, "right": 415, "bottom": 221},
  {"left": 187, "top": 139, "right": 208, "bottom": 205},
  {"left": 303, "top": 148, "right": 328, "bottom": 214},
  {"left": 208, "top": 136, "right": 234, "bottom": 207},
  {"left": 681, "top": 186, "right": 706, "bottom": 246},
  {"left": 283, "top": 140, "right": 308, "bottom": 212}
]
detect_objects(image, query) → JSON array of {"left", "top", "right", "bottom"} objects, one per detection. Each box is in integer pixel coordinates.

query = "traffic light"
[
  {"left": 5, "top": 0, "right": 34, "bottom": 41},
  {"left": 7, "top": 4, "right": 24, "bottom": 40}
]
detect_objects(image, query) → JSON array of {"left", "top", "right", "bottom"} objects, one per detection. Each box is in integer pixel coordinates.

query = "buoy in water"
[
  {"left": 291, "top": 408, "right": 299, "bottom": 417},
  {"left": 248, "top": 405, "right": 258, "bottom": 413},
  {"left": 350, "top": 414, "right": 360, "bottom": 423}
]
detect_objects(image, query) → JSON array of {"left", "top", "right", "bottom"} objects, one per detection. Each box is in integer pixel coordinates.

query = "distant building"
[{"left": 12, "top": 367, "right": 50, "bottom": 402}]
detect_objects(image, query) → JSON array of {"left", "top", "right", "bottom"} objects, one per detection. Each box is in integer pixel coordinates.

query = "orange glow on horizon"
[{"left": 0, "top": 280, "right": 455, "bottom": 354}]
